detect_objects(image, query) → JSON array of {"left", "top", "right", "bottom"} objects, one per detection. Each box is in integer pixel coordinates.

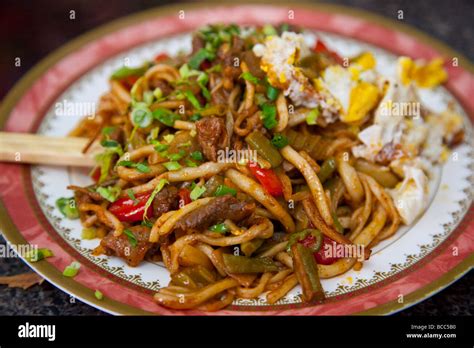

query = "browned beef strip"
[
  {"left": 195, "top": 117, "right": 228, "bottom": 162},
  {"left": 174, "top": 195, "right": 255, "bottom": 232},
  {"left": 192, "top": 34, "right": 205, "bottom": 54},
  {"left": 153, "top": 186, "right": 179, "bottom": 216},
  {"left": 100, "top": 226, "right": 152, "bottom": 267}
]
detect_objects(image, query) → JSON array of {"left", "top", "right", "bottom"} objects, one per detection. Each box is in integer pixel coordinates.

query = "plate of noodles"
[{"left": 0, "top": 3, "right": 473, "bottom": 315}]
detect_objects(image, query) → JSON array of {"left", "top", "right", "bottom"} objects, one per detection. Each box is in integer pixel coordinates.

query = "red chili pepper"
[
  {"left": 178, "top": 188, "right": 192, "bottom": 207},
  {"left": 314, "top": 236, "right": 340, "bottom": 265},
  {"left": 90, "top": 166, "right": 101, "bottom": 183},
  {"left": 313, "top": 40, "right": 344, "bottom": 66},
  {"left": 154, "top": 53, "right": 169, "bottom": 63},
  {"left": 119, "top": 75, "right": 139, "bottom": 91},
  {"left": 109, "top": 191, "right": 153, "bottom": 223},
  {"left": 248, "top": 162, "right": 283, "bottom": 197},
  {"left": 297, "top": 232, "right": 340, "bottom": 265}
]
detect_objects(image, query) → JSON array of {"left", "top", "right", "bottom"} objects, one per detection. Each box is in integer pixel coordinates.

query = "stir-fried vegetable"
[
  {"left": 222, "top": 254, "right": 278, "bottom": 273},
  {"left": 109, "top": 192, "right": 154, "bottom": 222},
  {"left": 111, "top": 63, "right": 150, "bottom": 80},
  {"left": 248, "top": 162, "right": 283, "bottom": 197},
  {"left": 214, "top": 185, "right": 237, "bottom": 197},
  {"left": 290, "top": 243, "right": 325, "bottom": 302},
  {"left": 56, "top": 197, "right": 79, "bottom": 219},
  {"left": 317, "top": 158, "right": 337, "bottom": 183},
  {"left": 24, "top": 248, "right": 54, "bottom": 263},
  {"left": 245, "top": 131, "right": 283, "bottom": 168},
  {"left": 63, "top": 261, "right": 81, "bottom": 278}
]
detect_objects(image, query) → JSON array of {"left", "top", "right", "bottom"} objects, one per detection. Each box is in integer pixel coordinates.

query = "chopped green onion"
[
  {"left": 143, "top": 91, "right": 154, "bottom": 105},
  {"left": 189, "top": 113, "right": 202, "bottom": 122},
  {"left": 123, "top": 160, "right": 146, "bottom": 171},
  {"left": 131, "top": 106, "right": 153, "bottom": 128},
  {"left": 280, "top": 23, "right": 290, "bottom": 32},
  {"left": 143, "top": 179, "right": 169, "bottom": 221},
  {"left": 262, "top": 24, "right": 278, "bottom": 36},
  {"left": 184, "top": 90, "right": 202, "bottom": 110},
  {"left": 94, "top": 152, "right": 112, "bottom": 184},
  {"left": 153, "top": 87, "right": 163, "bottom": 99},
  {"left": 101, "top": 126, "right": 116, "bottom": 136},
  {"left": 209, "top": 223, "right": 229, "bottom": 233},
  {"left": 152, "top": 108, "right": 180, "bottom": 127},
  {"left": 214, "top": 185, "right": 237, "bottom": 197},
  {"left": 271, "top": 134, "right": 289, "bottom": 149},
  {"left": 266, "top": 85, "right": 279, "bottom": 101},
  {"left": 56, "top": 197, "right": 79, "bottom": 219},
  {"left": 100, "top": 139, "right": 120, "bottom": 148},
  {"left": 190, "top": 151, "right": 204, "bottom": 161},
  {"left": 190, "top": 185, "right": 206, "bottom": 201},
  {"left": 111, "top": 64, "right": 148, "bottom": 80},
  {"left": 117, "top": 160, "right": 134, "bottom": 167},
  {"left": 135, "top": 162, "right": 151, "bottom": 173},
  {"left": 154, "top": 143, "right": 169, "bottom": 152},
  {"left": 197, "top": 72, "right": 211, "bottom": 101},
  {"left": 189, "top": 48, "right": 215, "bottom": 70},
  {"left": 94, "top": 290, "right": 104, "bottom": 300},
  {"left": 240, "top": 71, "right": 260, "bottom": 85},
  {"left": 179, "top": 63, "right": 191, "bottom": 78},
  {"left": 163, "top": 134, "right": 175, "bottom": 143},
  {"left": 185, "top": 159, "right": 198, "bottom": 167},
  {"left": 163, "top": 161, "right": 181, "bottom": 171},
  {"left": 206, "top": 64, "right": 222, "bottom": 73},
  {"left": 141, "top": 220, "right": 153, "bottom": 228},
  {"left": 123, "top": 229, "right": 138, "bottom": 247},
  {"left": 260, "top": 103, "right": 278, "bottom": 129},
  {"left": 96, "top": 186, "right": 121, "bottom": 203},
  {"left": 306, "top": 108, "right": 320, "bottom": 125},
  {"left": 63, "top": 261, "right": 81, "bottom": 278},
  {"left": 24, "top": 248, "right": 54, "bottom": 263},
  {"left": 166, "top": 150, "right": 186, "bottom": 161},
  {"left": 127, "top": 189, "right": 139, "bottom": 205},
  {"left": 81, "top": 227, "right": 97, "bottom": 240}
]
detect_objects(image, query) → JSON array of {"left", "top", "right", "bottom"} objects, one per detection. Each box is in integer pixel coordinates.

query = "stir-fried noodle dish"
[{"left": 62, "top": 24, "right": 465, "bottom": 310}]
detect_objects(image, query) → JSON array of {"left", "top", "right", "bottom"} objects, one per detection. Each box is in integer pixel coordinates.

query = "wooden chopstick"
[{"left": 0, "top": 132, "right": 97, "bottom": 167}]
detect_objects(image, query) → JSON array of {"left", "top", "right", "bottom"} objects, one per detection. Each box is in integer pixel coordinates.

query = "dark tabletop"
[{"left": 0, "top": 0, "right": 472, "bottom": 316}]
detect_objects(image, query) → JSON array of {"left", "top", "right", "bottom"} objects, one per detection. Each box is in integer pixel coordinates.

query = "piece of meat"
[
  {"left": 153, "top": 186, "right": 179, "bottom": 216},
  {"left": 100, "top": 226, "right": 152, "bottom": 267},
  {"left": 196, "top": 117, "right": 228, "bottom": 162},
  {"left": 192, "top": 34, "right": 205, "bottom": 54},
  {"left": 174, "top": 195, "right": 255, "bottom": 232}
]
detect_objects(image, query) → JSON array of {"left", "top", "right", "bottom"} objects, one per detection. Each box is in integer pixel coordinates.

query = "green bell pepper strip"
[
  {"left": 317, "top": 157, "right": 336, "bottom": 183},
  {"left": 245, "top": 131, "right": 283, "bottom": 168},
  {"left": 290, "top": 243, "right": 325, "bottom": 302},
  {"left": 222, "top": 254, "right": 278, "bottom": 273}
]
